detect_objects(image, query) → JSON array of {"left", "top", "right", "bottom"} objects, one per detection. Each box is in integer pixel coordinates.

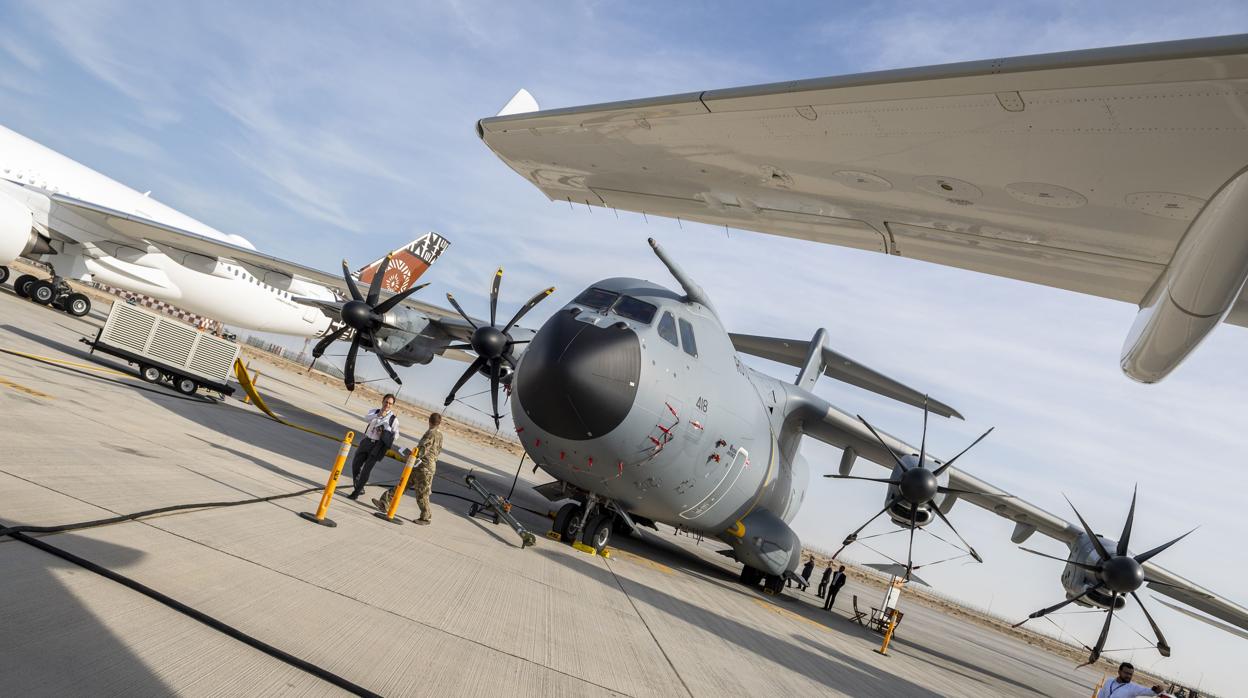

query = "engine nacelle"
[
  {"left": 1062, "top": 536, "right": 1127, "bottom": 610},
  {"left": 0, "top": 192, "right": 35, "bottom": 264},
  {"left": 1121, "top": 167, "right": 1248, "bottom": 382}
]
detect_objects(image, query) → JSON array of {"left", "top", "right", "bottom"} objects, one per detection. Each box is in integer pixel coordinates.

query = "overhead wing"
[
  {"left": 730, "top": 332, "right": 961, "bottom": 419},
  {"left": 479, "top": 34, "right": 1248, "bottom": 326},
  {"left": 792, "top": 393, "right": 1248, "bottom": 635}
]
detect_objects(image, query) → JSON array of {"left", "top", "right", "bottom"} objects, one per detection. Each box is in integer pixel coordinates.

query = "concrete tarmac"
[{"left": 0, "top": 286, "right": 1108, "bottom": 696}]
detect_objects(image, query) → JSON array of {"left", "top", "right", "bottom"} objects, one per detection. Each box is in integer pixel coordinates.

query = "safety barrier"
[
  {"left": 299, "top": 431, "right": 354, "bottom": 527},
  {"left": 374, "top": 448, "right": 419, "bottom": 524}
]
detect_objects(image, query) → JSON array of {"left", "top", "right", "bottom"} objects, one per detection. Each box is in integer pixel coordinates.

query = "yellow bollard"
[
  {"left": 299, "top": 431, "right": 354, "bottom": 528},
  {"left": 374, "top": 448, "right": 419, "bottom": 524},
  {"left": 874, "top": 610, "right": 900, "bottom": 656}
]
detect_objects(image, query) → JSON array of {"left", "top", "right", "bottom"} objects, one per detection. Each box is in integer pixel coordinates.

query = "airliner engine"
[{"left": 0, "top": 192, "right": 36, "bottom": 264}]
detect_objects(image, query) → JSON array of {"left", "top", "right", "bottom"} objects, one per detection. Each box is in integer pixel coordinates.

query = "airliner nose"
[{"left": 515, "top": 311, "right": 641, "bottom": 440}]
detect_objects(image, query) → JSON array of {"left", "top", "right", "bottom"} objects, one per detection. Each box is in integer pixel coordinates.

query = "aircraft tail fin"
[
  {"left": 497, "top": 89, "right": 539, "bottom": 116},
  {"left": 355, "top": 232, "right": 450, "bottom": 293}
]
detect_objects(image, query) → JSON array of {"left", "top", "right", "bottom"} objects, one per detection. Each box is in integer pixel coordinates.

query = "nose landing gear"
[{"left": 551, "top": 499, "right": 619, "bottom": 555}]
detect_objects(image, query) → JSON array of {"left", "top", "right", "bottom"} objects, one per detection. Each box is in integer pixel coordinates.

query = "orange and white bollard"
[
  {"left": 299, "top": 431, "right": 354, "bottom": 527},
  {"left": 374, "top": 448, "right": 419, "bottom": 524}
]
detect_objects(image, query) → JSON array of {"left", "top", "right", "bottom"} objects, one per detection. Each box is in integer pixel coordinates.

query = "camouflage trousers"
[{"left": 410, "top": 464, "right": 435, "bottom": 521}]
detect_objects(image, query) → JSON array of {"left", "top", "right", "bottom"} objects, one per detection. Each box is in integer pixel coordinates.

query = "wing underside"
[{"left": 479, "top": 34, "right": 1248, "bottom": 325}]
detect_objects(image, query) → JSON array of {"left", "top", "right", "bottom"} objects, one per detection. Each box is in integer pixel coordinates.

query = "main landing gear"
[
  {"left": 11, "top": 271, "right": 92, "bottom": 318},
  {"left": 739, "top": 565, "right": 785, "bottom": 595}
]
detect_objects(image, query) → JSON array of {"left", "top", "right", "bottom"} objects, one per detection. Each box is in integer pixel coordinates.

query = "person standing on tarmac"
[
  {"left": 818, "top": 564, "right": 833, "bottom": 598},
  {"left": 823, "top": 566, "right": 847, "bottom": 611},
  {"left": 1096, "top": 663, "right": 1162, "bottom": 697},
  {"left": 348, "top": 394, "right": 399, "bottom": 500},
  {"left": 375, "top": 412, "right": 442, "bottom": 524},
  {"left": 801, "top": 557, "right": 816, "bottom": 589}
]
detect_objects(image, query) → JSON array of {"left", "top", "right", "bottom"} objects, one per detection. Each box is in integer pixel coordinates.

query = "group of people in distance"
[
  {"left": 799, "top": 557, "right": 847, "bottom": 611},
  {"left": 345, "top": 392, "right": 444, "bottom": 525}
]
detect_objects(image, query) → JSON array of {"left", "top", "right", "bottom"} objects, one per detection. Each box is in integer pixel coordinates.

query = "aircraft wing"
[
  {"left": 794, "top": 395, "right": 1248, "bottom": 635},
  {"left": 479, "top": 35, "right": 1248, "bottom": 327},
  {"left": 46, "top": 193, "right": 480, "bottom": 339}
]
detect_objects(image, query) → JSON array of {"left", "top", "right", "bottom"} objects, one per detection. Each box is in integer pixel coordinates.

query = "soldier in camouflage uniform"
[
  {"left": 409, "top": 412, "right": 443, "bottom": 524},
  {"left": 375, "top": 412, "right": 443, "bottom": 524}
]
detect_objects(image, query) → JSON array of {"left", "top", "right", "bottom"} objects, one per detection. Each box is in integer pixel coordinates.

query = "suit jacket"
[{"left": 831, "top": 572, "right": 847, "bottom": 589}]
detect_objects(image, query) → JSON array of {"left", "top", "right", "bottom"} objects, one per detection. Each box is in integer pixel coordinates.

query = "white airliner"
[
  {"left": 0, "top": 123, "right": 448, "bottom": 336},
  {"left": 478, "top": 34, "right": 1248, "bottom": 383}
]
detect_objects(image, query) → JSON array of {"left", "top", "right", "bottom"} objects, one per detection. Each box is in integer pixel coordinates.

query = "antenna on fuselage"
[{"left": 647, "top": 238, "right": 718, "bottom": 317}]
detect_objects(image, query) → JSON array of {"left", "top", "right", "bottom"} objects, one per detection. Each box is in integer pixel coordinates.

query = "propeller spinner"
[
  {"left": 310, "top": 254, "right": 428, "bottom": 391},
  {"left": 441, "top": 267, "right": 554, "bottom": 428}
]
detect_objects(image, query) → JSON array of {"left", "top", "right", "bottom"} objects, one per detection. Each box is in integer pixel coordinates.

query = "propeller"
[
  {"left": 441, "top": 267, "right": 554, "bottom": 428},
  {"left": 825, "top": 398, "right": 994, "bottom": 581},
  {"left": 1014, "top": 486, "right": 1190, "bottom": 663},
  {"left": 310, "top": 254, "right": 428, "bottom": 391}
]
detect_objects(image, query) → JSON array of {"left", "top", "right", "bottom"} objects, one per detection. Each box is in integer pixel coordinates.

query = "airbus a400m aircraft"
[
  {"left": 427, "top": 237, "right": 1248, "bottom": 659},
  {"left": 478, "top": 34, "right": 1248, "bottom": 383}
]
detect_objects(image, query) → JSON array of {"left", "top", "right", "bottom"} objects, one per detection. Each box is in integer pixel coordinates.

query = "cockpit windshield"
[
  {"left": 573, "top": 287, "right": 618, "bottom": 310},
  {"left": 612, "top": 296, "right": 658, "bottom": 324}
]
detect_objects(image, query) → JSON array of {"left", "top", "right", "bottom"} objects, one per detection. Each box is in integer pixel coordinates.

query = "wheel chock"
[
  {"left": 571, "top": 541, "right": 597, "bottom": 555},
  {"left": 546, "top": 531, "right": 562, "bottom": 541},
  {"left": 599, "top": 547, "right": 612, "bottom": 559}
]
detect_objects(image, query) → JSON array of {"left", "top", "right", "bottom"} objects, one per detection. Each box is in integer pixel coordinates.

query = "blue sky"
[{"left": 3, "top": 1, "right": 1247, "bottom": 692}]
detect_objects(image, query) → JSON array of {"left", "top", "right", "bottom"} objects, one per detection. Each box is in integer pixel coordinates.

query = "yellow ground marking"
[
  {"left": 0, "top": 376, "right": 53, "bottom": 399},
  {"left": 751, "top": 597, "right": 830, "bottom": 631},
  {"left": 610, "top": 548, "right": 674, "bottom": 575},
  {"left": 0, "top": 346, "right": 131, "bottom": 377}
]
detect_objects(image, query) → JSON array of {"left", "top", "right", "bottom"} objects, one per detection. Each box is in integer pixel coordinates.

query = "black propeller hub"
[
  {"left": 342, "top": 300, "right": 377, "bottom": 332},
  {"left": 1100, "top": 555, "right": 1145, "bottom": 593},
  {"left": 472, "top": 325, "right": 509, "bottom": 359},
  {"left": 899, "top": 467, "right": 938, "bottom": 505}
]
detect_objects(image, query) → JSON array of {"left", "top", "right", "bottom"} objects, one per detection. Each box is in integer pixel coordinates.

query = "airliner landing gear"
[
  {"left": 29, "top": 280, "right": 56, "bottom": 305},
  {"left": 16, "top": 272, "right": 92, "bottom": 317},
  {"left": 0, "top": 266, "right": 8, "bottom": 285},
  {"left": 14, "top": 273, "right": 36, "bottom": 297}
]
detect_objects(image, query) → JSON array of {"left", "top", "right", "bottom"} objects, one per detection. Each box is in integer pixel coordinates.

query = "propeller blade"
[
  {"left": 1134, "top": 528, "right": 1197, "bottom": 564},
  {"left": 932, "top": 505, "right": 983, "bottom": 563},
  {"left": 856, "top": 415, "right": 908, "bottom": 472},
  {"left": 366, "top": 254, "right": 391, "bottom": 306},
  {"left": 489, "top": 267, "right": 502, "bottom": 326},
  {"left": 443, "top": 356, "right": 486, "bottom": 406},
  {"left": 918, "top": 396, "right": 929, "bottom": 469},
  {"left": 904, "top": 506, "right": 918, "bottom": 581},
  {"left": 1019, "top": 547, "right": 1101, "bottom": 573},
  {"left": 931, "top": 426, "right": 995, "bottom": 477},
  {"left": 341, "top": 260, "right": 363, "bottom": 302},
  {"left": 1086, "top": 594, "right": 1118, "bottom": 665},
  {"left": 311, "top": 326, "right": 349, "bottom": 359},
  {"left": 446, "top": 293, "right": 478, "bottom": 330},
  {"left": 489, "top": 360, "right": 501, "bottom": 429},
  {"left": 1064, "top": 495, "right": 1112, "bottom": 562},
  {"left": 502, "top": 286, "right": 556, "bottom": 333},
  {"left": 372, "top": 282, "right": 430, "bottom": 314},
  {"left": 344, "top": 336, "right": 361, "bottom": 391},
  {"left": 1130, "top": 591, "right": 1171, "bottom": 657},
  {"left": 1118, "top": 485, "right": 1137, "bottom": 557},
  {"left": 823, "top": 474, "right": 902, "bottom": 484},
  {"left": 1012, "top": 588, "right": 1093, "bottom": 627},
  {"left": 1142, "top": 577, "right": 1204, "bottom": 594},
  {"left": 376, "top": 351, "right": 402, "bottom": 386},
  {"left": 842, "top": 496, "right": 897, "bottom": 546}
]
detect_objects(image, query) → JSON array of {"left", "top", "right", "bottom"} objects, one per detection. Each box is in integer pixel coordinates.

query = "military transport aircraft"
[
  {"left": 475, "top": 34, "right": 1248, "bottom": 384},
  {"left": 0, "top": 123, "right": 451, "bottom": 388}
]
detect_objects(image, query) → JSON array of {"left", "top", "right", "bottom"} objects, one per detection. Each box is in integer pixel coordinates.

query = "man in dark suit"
[
  {"left": 817, "top": 564, "right": 833, "bottom": 598},
  {"left": 823, "top": 565, "right": 847, "bottom": 611}
]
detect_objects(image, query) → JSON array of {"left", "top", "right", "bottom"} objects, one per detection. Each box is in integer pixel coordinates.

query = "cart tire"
[
  {"left": 29, "top": 280, "right": 56, "bottom": 305},
  {"left": 65, "top": 293, "right": 91, "bottom": 317},
  {"left": 175, "top": 377, "right": 198, "bottom": 395},
  {"left": 140, "top": 365, "right": 162, "bottom": 383},
  {"left": 14, "top": 274, "right": 36, "bottom": 297}
]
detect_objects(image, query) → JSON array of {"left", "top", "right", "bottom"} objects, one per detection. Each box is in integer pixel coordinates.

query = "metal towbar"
[{"left": 465, "top": 473, "right": 536, "bottom": 548}]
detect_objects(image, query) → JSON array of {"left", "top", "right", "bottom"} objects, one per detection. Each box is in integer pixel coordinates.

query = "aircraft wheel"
[
  {"left": 65, "top": 293, "right": 91, "bottom": 317},
  {"left": 140, "top": 365, "right": 162, "bottom": 383},
  {"left": 612, "top": 515, "right": 633, "bottom": 536},
  {"left": 740, "top": 565, "right": 763, "bottom": 587},
  {"left": 0, "top": 266, "right": 8, "bottom": 284},
  {"left": 175, "top": 377, "right": 198, "bottom": 395},
  {"left": 29, "top": 280, "right": 57, "bottom": 305},
  {"left": 14, "top": 274, "right": 37, "bottom": 297},
  {"left": 762, "top": 574, "right": 785, "bottom": 596},
  {"left": 552, "top": 502, "right": 578, "bottom": 543},
  {"left": 581, "top": 514, "right": 613, "bottom": 553}
]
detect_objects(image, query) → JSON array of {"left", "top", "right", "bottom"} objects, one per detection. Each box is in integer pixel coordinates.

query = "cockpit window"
[
  {"left": 573, "top": 287, "right": 618, "bottom": 310},
  {"left": 657, "top": 312, "right": 678, "bottom": 346},
  {"left": 678, "top": 318, "right": 698, "bottom": 357},
  {"left": 612, "top": 296, "right": 657, "bottom": 324}
]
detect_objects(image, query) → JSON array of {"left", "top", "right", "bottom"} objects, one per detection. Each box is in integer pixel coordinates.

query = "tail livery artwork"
[{"left": 354, "top": 233, "right": 450, "bottom": 294}]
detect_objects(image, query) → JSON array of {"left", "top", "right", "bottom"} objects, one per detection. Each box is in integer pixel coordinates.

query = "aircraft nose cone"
[
  {"left": 342, "top": 300, "right": 375, "bottom": 331},
  {"left": 899, "top": 467, "right": 938, "bottom": 505},
  {"left": 1101, "top": 555, "right": 1144, "bottom": 593},
  {"left": 515, "top": 311, "right": 641, "bottom": 440}
]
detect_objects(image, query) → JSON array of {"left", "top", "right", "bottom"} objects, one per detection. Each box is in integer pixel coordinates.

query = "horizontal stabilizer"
[
  {"left": 729, "top": 332, "right": 962, "bottom": 419},
  {"left": 355, "top": 232, "right": 450, "bottom": 294}
]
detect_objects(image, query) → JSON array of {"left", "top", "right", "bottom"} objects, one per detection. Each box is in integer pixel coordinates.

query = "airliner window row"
[{"left": 225, "top": 265, "right": 293, "bottom": 300}]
